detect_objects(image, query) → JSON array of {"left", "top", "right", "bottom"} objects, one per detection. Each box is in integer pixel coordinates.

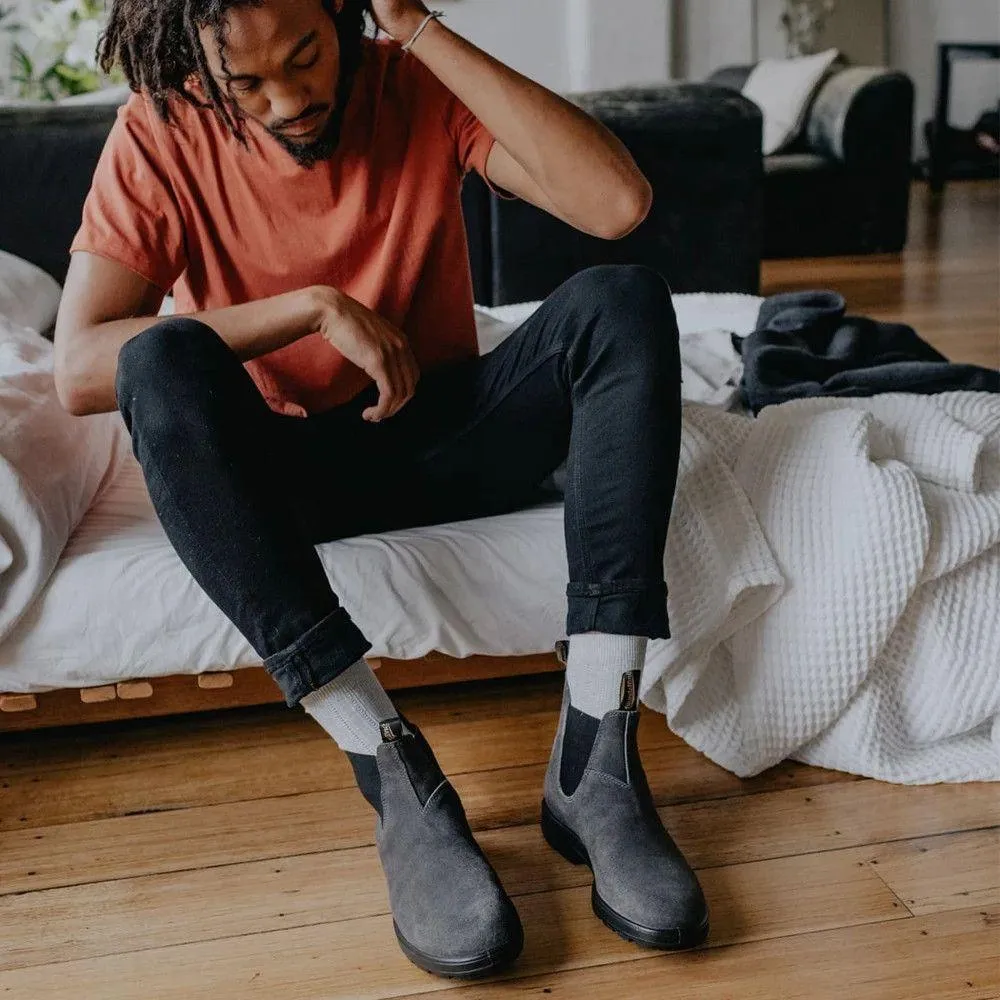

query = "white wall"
[
  {"left": 434, "top": 1, "right": 576, "bottom": 90},
  {"left": 567, "top": 0, "right": 673, "bottom": 91},
  {"left": 890, "top": 0, "right": 1000, "bottom": 153},
  {"left": 435, "top": 0, "right": 672, "bottom": 91},
  {"left": 673, "top": 0, "right": 755, "bottom": 81}
]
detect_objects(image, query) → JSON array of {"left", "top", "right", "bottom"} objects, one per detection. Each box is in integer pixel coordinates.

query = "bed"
[
  {"left": 0, "top": 288, "right": 757, "bottom": 733},
  {"left": 0, "top": 92, "right": 764, "bottom": 734}
]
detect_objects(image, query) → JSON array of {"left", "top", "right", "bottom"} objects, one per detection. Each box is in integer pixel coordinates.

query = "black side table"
[{"left": 931, "top": 41, "right": 1000, "bottom": 193}]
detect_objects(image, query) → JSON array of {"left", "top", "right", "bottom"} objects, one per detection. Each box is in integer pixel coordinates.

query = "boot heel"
[{"left": 540, "top": 800, "right": 591, "bottom": 867}]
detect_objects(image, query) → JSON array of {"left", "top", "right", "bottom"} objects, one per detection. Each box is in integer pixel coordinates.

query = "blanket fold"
[
  {"left": 642, "top": 392, "right": 1000, "bottom": 784},
  {"left": 735, "top": 290, "right": 999, "bottom": 414}
]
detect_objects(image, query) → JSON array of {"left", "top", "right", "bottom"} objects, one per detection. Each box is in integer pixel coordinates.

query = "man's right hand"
[{"left": 311, "top": 286, "right": 421, "bottom": 423}]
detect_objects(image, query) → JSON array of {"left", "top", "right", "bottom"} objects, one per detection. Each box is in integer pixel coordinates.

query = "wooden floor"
[
  {"left": 763, "top": 180, "right": 999, "bottom": 370},
  {"left": 1, "top": 181, "right": 998, "bottom": 1000}
]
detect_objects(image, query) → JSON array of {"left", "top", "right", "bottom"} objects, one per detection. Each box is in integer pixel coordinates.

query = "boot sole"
[
  {"left": 541, "top": 799, "right": 710, "bottom": 951},
  {"left": 393, "top": 919, "right": 524, "bottom": 980}
]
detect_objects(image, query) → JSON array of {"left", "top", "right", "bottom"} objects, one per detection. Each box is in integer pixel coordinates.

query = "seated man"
[{"left": 54, "top": 0, "right": 707, "bottom": 979}]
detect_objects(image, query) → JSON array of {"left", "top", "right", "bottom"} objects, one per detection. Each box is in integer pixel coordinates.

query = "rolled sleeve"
[
  {"left": 409, "top": 54, "right": 518, "bottom": 201},
  {"left": 447, "top": 100, "right": 518, "bottom": 201}
]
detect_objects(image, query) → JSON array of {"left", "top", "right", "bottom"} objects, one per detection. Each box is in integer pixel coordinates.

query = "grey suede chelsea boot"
[
  {"left": 541, "top": 639, "right": 709, "bottom": 950},
  {"left": 369, "top": 715, "right": 524, "bottom": 979}
]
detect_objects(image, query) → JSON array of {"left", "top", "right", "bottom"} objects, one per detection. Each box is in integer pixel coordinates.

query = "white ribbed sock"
[
  {"left": 565, "top": 632, "right": 648, "bottom": 719},
  {"left": 300, "top": 657, "right": 398, "bottom": 754}
]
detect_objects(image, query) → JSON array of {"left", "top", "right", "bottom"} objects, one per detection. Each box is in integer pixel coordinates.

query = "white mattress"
[{"left": 0, "top": 293, "right": 761, "bottom": 694}]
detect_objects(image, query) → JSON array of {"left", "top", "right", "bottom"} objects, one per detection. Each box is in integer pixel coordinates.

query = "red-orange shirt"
[{"left": 71, "top": 37, "right": 508, "bottom": 416}]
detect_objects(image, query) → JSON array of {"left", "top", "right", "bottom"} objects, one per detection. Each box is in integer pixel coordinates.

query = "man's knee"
[
  {"left": 570, "top": 263, "right": 671, "bottom": 305},
  {"left": 115, "top": 318, "right": 230, "bottom": 411},
  {"left": 567, "top": 265, "right": 676, "bottom": 333},
  {"left": 566, "top": 265, "right": 679, "bottom": 361}
]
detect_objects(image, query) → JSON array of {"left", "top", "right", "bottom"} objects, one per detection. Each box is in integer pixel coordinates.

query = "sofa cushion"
[
  {"left": 742, "top": 49, "right": 840, "bottom": 154},
  {"left": 0, "top": 103, "right": 122, "bottom": 285}
]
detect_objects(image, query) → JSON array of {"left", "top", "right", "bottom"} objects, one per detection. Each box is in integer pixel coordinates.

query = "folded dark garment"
[{"left": 733, "top": 290, "right": 999, "bottom": 415}]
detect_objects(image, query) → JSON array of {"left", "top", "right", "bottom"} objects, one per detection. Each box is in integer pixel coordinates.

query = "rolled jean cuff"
[
  {"left": 565, "top": 579, "right": 671, "bottom": 639},
  {"left": 262, "top": 606, "right": 373, "bottom": 708}
]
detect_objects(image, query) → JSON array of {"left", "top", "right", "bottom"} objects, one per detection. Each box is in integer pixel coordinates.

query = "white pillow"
[
  {"left": 742, "top": 49, "right": 840, "bottom": 155},
  {"left": 0, "top": 317, "right": 124, "bottom": 645},
  {"left": 0, "top": 250, "right": 62, "bottom": 335}
]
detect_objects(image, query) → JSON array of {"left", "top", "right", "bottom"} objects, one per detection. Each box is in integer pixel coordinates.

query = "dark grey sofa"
[
  {"left": 708, "top": 64, "right": 915, "bottom": 258},
  {"left": 0, "top": 103, "right": 121, "bottom": 286},
  {"left": 1, "top": 84, "right": 764, "bottom": 300},
  {"left": 462, "top": 84, "right": 764, "bottom": 304}
]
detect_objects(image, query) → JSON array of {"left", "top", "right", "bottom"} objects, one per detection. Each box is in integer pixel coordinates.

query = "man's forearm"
[{"left": 57, "top": 286, "right": 331, "bottom": 416}]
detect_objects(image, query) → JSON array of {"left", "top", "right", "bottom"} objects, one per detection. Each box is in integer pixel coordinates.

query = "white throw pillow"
[
  {"left": 0, "top": 250, "right": 62, "bottom": 336},
  {"left": 0, "top": 317, "right": 124, "bottom": 644},
  {"left": 742, "top": 49, "right": 840, "bottom": 155}
]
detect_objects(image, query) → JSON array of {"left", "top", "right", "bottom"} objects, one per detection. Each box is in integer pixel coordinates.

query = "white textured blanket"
[{"left": 644, "top": 392, "right": 1000, "bottom": 784}]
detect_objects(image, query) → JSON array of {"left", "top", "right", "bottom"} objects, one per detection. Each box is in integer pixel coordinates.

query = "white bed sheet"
[{"left": 0, "top": 293, "right": 760, "bottom": 694}]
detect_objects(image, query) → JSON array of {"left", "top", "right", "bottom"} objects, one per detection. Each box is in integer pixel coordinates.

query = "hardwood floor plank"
[
  {"left": 0, "top": 709, "right": 568, "bottom": 830},
  {"left": 395, "top": 907, "right": 999, "bottom": 1000},
  {"left": 0, "top": 706, "right": 857, "bottom": 832},
  {"left": 2, "top": 776, "right": 994, "bottom": 897},
  {"left": 662, "top": 779, "right": 999, "bottom": 870},
  {"left": 0, "top": 846, "right": 909, "bottom": 994},
  {"left": 862, "top": 828, "right": 1000, "bottom": 916},
  {"left": 0, "top": 818, "right": 904, "bottom": 971},
  {"left": 762, "top": 181, "right": 999, "bottom": 370}
]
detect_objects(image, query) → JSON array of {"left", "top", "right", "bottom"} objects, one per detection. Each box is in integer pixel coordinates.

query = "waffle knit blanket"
[{"left": 643, "top": 391, "right": 1000, "bottom": 784}]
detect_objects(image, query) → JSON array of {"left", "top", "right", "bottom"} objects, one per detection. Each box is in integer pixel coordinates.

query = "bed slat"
[
  {"left": 0, "top": 694, "right": 38, "bottom": 712},
  {"left": 79, "top": 686, "right": 117, "bottom": 704}
]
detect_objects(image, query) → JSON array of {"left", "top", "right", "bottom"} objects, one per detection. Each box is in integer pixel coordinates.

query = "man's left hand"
[{"left": 370, "top": 0, "right": 431, "bottom": 43}]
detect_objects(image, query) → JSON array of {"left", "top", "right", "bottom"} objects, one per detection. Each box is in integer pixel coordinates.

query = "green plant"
[{"left": 1, "top": 0, "right": 123, "bottom": 100}]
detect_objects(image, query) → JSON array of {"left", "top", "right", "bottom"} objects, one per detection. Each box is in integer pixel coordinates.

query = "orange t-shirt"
[{"left": 70, "top": 37, "right": 510, "bottom": 416}]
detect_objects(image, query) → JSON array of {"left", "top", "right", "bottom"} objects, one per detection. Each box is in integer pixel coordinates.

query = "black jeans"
[{"left": 115, "top": 265, "right": 682, "bottom": 708}]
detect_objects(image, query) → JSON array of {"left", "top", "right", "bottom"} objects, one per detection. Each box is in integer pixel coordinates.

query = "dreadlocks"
[{"left": 98, "top": 0, "right": 375, "bottom": 141}]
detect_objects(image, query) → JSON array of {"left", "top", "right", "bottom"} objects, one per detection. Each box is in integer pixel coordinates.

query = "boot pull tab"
[
  {"left": 554, "top": 639, "right": 569, "bottom": 667},
  {"left": 619, "top": 669, "right": 641, "bottom": 711},
  {"left": 380, "top": 718, "right": 406, "bottom": 743}
]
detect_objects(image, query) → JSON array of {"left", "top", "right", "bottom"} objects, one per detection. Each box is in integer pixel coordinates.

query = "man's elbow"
[
  {"left": 54, "top": 369, "right": 87, "bottom": 416},
  {"left": 595, "top": 177, "right": 653, "bottom": 241},
  {"left": 53, "top": 351, "right": 93, "bottom": 416}
]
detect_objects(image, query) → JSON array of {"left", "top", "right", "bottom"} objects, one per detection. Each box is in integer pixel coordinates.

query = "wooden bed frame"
[{"left": 0, "top": 650, "right": 564, "bottom": 732}]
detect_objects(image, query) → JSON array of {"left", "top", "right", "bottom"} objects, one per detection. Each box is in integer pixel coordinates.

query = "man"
[{"left": 55, "top": 0, "right": 708, "bottom": 979}]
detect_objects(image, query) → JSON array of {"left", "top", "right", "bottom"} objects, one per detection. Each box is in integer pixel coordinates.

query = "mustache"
[{"left": 269, "top": 104, "right": 331, "bottom": 133}]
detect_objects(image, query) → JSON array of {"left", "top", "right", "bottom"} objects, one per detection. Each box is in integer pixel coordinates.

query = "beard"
[
  {"left": 265, "top": 50, "right": 362, "bottom": 168},
  {"left": 267, "top": 106, "right": 344, "bottom": 167}
]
